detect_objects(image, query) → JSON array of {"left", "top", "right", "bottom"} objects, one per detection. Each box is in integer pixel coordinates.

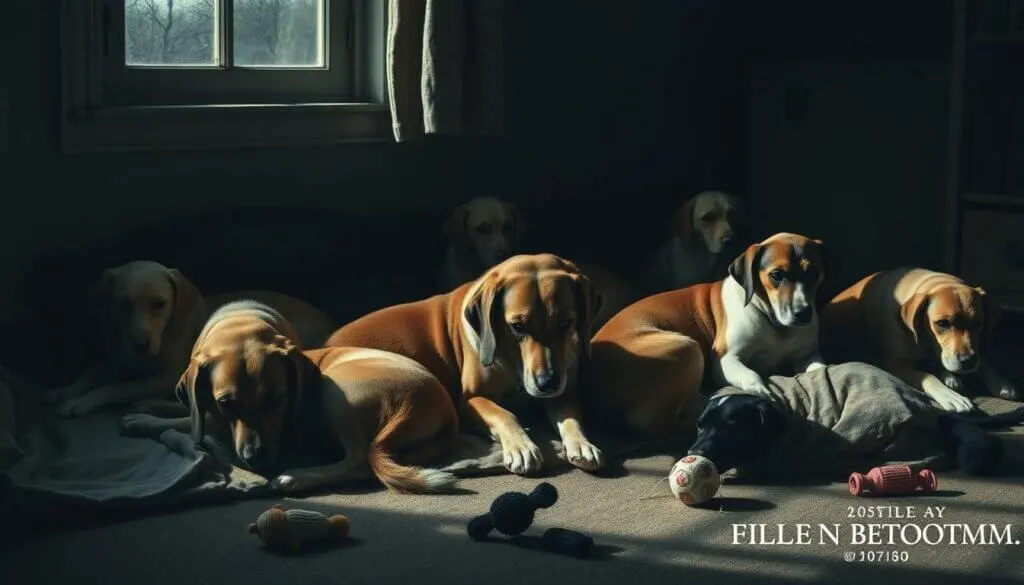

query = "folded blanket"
[{"left": 711, "top": 362, "right": 1022, "bottom": 479}]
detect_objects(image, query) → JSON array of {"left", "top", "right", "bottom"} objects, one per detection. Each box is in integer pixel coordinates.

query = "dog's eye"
[
  {"left": 151, "top": 299, "right": 167, "bottom": 311},
  {"left": 476, "top": 224, "right": 493, "bottom": 235},
  {"left": 557, "top": 315, "right": 574, "bottom": 331},
  {"left": 509, "top": 322, "right": 528, "bottom": 337},
  {"left": 935, "top": 319, "right": 952, "bottom": 330},
  {"left": 700, "top": 213, "right": 715, "bottom": 223},
  {"left": 769, "top": 269, "right": 786, "bottom": 284},
  {"left": 217, "top": 398, "right": 237, "bottom": 415}
]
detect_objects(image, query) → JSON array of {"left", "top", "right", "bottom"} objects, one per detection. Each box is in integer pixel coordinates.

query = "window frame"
[{"left": 60, "top": 0, "right": 390, "bottom": 153}]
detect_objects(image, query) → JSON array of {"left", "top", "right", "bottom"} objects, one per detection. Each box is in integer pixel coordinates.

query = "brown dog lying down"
[
  {"left": 120, "top": 300, "right": 461, "bottom": 494},
  {"left": 437, "top": 196, "right": 636, "bottom": 331},
  {"left": 328, "top": 253, "right": 605, "bottom": 476},
  {"left": 46, "top": 261, "right": 337, "bottom": 418},
  {"left": 821, "top": 267, "right": 1018, "bottom": 414}
]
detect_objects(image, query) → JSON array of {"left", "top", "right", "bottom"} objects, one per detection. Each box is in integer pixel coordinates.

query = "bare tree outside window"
[{"left": 124, "top": 0, "right": 324, "bottom": 68}]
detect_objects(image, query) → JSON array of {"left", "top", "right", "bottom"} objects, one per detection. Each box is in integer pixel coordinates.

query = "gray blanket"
[{"left": 712, "top": 362, "right": 1019, "bottom": 478}]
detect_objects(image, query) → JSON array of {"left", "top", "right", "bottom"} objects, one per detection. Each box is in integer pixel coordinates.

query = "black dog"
[{"left": 687, "top": 393, "right": 1023, "bottom": 477}]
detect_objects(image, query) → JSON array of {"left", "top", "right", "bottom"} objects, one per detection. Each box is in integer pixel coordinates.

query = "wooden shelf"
[{"left": 961, "top": 193, "right": 1024, "bottom": 207}]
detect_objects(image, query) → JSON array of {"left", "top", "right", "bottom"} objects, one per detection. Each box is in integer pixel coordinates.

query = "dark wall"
[{"left": 2, "top": 1, "right": 957, "bottom": 380}]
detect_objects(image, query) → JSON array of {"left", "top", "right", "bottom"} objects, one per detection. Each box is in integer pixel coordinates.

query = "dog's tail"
[{"left": 368, "top": 411, "right": 460, "bottom": 494}]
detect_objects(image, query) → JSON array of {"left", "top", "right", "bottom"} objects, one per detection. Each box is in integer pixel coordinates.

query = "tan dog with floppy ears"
[
  {"left": 47, "top": 261, "right": 336, "bottom": 418},
  {"left": 120, "top": 300, "right": 461, "bottom": 494},
  {"left": 821, "top": 268, "right": 1018, "bottom": 413},
  {"left": 645, "top": 190, "right": 745, "bottom": 293},
  {"left": 438, "top": 196, "right": 525, "bottom": 292},
  {"left": 587, "top": 232, "right": 839, "bottom": 440},
  {"left": 328, "top": 253, "right": 605, "bottom": 475}
]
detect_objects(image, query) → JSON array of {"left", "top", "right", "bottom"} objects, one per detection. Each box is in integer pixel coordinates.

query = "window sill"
[{"left": 61, "top": 102, "right": 393, "bottom": 153}]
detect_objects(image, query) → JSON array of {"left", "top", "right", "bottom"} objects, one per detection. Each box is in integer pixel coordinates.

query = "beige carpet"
[{"left": 3, "top": 426, "right": 1022, "bottom": 585}]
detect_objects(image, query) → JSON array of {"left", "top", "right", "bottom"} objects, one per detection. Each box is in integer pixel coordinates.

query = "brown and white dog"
[
  {"left": 820, "top": 268, "right": 1018, "bottom": 413},
  {"left": 437, "top": 196, "right": 636, "bottom": 331},
  {"left": 587, "top": 232, "right": 839, "bottom": 439},
  {"left": 119, "top": 300, "right": 460, "bottom": 494},
  {"left": 47, "top": 261, "right": 337, "bottom": 418},
  {"left": 329, "top": 253, "right": 605, "bottom": 475},
  {"left": 645, "top": 190, "right": 745, "bottom": 294}
]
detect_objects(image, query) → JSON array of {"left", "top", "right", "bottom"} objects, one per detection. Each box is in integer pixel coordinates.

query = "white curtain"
[{"left": 387, "top": 0, "right": 505, "bottom": 142}]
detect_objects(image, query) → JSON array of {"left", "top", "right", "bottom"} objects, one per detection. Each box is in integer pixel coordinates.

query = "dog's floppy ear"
[
  {"left": 463, "top": 273, "right": 506, "bottom": 367},
  {"left": 812, "top": 239, "right": 842, "bottom": 283},
  {"left": 899, "top": 292, "right": 931, "bottom": 345},
  {"left": 165, "top": 268, "right": 205, "bottom": 337},
  {"left": 671, "top": 198, "right": 698, "bottom": 248},
  {"left": 976, "top": 287, "right": 1001, "bottom": 352},
  {"left": 728, "top": 243, "right": 764, "bottom": 306},
  {"left": 505, "top": 202, "right": 526, "bottom": 247},
  {"left": 176, "top": 357, "right": 212, "bottom": 446},
  {"left": 266, "top": 334, "right": 304, "bottom": 424},
  {"left": 443, "top": 204, "right": 470, "bottom": 242},
  {"left": 571, "top": 272, "right": 603, "bottom": 357}
]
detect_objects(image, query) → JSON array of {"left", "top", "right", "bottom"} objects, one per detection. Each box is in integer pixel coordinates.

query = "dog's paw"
[
  {"left": 56, "top": 395, "right": 98, "bottom": 418},
  {"left": 118, "top": 413, "right": 159, "bottom": 437},
  {"left": 932, "top": 389, "right": 976, "bottom": 414},
  {"left": 940, "top": 373, "right": 965, "bottom": 393},
  {"left": 803, "top": 361, "right": 826, "bottom": 373},
  {"left": 562, "top": 437, "right": 605, "bottom": 472},
  {"left": 270, "top": 474, "right": 298, "bottom": 492},
  {"left": 500, "top": 434, "right": 543, "bottom": 475},
  {"left": 996, "top": 382, "right": 1020, "bottom": 402}
]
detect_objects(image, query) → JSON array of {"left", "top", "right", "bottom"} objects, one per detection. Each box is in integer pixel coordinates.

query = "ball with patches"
[{"left": 669, "top": 455, "right": 721, "bottom": 506}]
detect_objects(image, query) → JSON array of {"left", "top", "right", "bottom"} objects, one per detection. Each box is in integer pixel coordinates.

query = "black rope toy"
[{"left": 467, "top": 482, "right": 595, "bottom": 559}]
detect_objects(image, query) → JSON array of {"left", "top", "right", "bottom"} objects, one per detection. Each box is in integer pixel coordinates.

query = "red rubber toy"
[{"left": 849, "top": 465, "right": 937, "bottom": 497}]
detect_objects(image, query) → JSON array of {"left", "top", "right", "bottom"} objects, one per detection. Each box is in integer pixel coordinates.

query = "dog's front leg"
[
  {"left": 44, "top": 366, "right": 102, "bottom": 404},
  {"left": 463, "top": 396, "right": 543, "bottom": 475},
  {"left": 545, "top": 397, "right": 604, "bottom": 472},
  {"left": 978, "top": 361, "right": 1020, "bottom": 401},
  {"left": 713, "top": 354, "right": 770, "bottom": 397},
  {"left": 887, "top": 360, "right": 976, "bottom": 413},
  {"left": 56, "top": 374, "right": 177, "bottom": 418},
  {"left": 118, "top": 414, "right": 191, "bottom": 440}
]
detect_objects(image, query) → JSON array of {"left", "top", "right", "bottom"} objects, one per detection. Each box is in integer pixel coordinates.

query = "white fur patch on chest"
[{"left": 721, "top": 279, "right": 817, "bottom": 374}]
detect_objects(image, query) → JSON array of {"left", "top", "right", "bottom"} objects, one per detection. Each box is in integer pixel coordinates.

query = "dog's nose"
[
  {"left": 792, "top": 305, "right": 814, "bottom": 324},
  {"left": 534, "top": 370, "right": 561, "bottom": 393},
  {"left": 721, "top": 234, "right": 734, "bottom": 246},
  {"left": 240, "top": 439, "right": 266, "bottom": 466},
  {"left": 959, "top": 353, "right": 979, "bottom": 370}
]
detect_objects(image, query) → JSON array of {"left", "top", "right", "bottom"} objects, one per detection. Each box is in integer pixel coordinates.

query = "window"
[{"left": 61, "top": 0, "right": 389, "bottom": 152}]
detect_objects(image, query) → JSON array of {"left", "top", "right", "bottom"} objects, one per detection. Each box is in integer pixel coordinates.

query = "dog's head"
[
  {"left": 443, "top": 197, "right": 525, "bottom": 268},
  {"left": 91, "top": 261, "right": 203, "bottom": 359},
  {"left": 729, "top": 232, "right": 840, "bottom": 328},
  {"left": 688, "top": 393, "right": 787, "bottom": 473},
  {"left": 900, "top": 281, "right": 997, "bottom": 376},
  {"left": 176, "top": 307, "right": 303, "bottom": 473},
  {"left": 672, "top": 191, "right": 744, "bottom": 255},
  {"left": 462, "top": 254, "right": 602, "bottom": 399}
]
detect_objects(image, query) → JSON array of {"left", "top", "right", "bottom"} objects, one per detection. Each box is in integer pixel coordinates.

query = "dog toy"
[
  {"left": 848, "top": 465, "right": 937, "bottom": 497},
  {"left": 669, "top": 454, "right": 721, "bottom": 506},
  {"left": 248, "top": 504, "right": 350, "bottom": 552},
  {"left": 467, "top": 482, "right": 595, "bottom": 558}
]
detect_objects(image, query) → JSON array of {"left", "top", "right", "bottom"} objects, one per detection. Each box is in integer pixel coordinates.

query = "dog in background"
[
  {"left": 586, "top": 232, "right": 839, "bottom": 440},
  {"left": 821, "top": 268, "right": 1018, "bottom": 413},
  {"left": 438, "top": 196, "right": 636, "bottom": 330},
  {"left": 47, "top": 261, "right": 337, "bottom": 418},
  {"left": 329, "top": 253, "right": 605, "bottom": 476},
  {"left": 645, "top": 190, "right": 744, "bottom": 294},
  {"left": 120, "top": 300, "right": 460, "bottom": 494}
]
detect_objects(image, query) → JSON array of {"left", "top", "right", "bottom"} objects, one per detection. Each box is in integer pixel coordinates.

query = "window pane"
[
  {"left": 234, "top": 0, "right": 324, "bottom": 68},
  {"left": 125, "top": 0, "right": 219, "bottom": 66}
]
